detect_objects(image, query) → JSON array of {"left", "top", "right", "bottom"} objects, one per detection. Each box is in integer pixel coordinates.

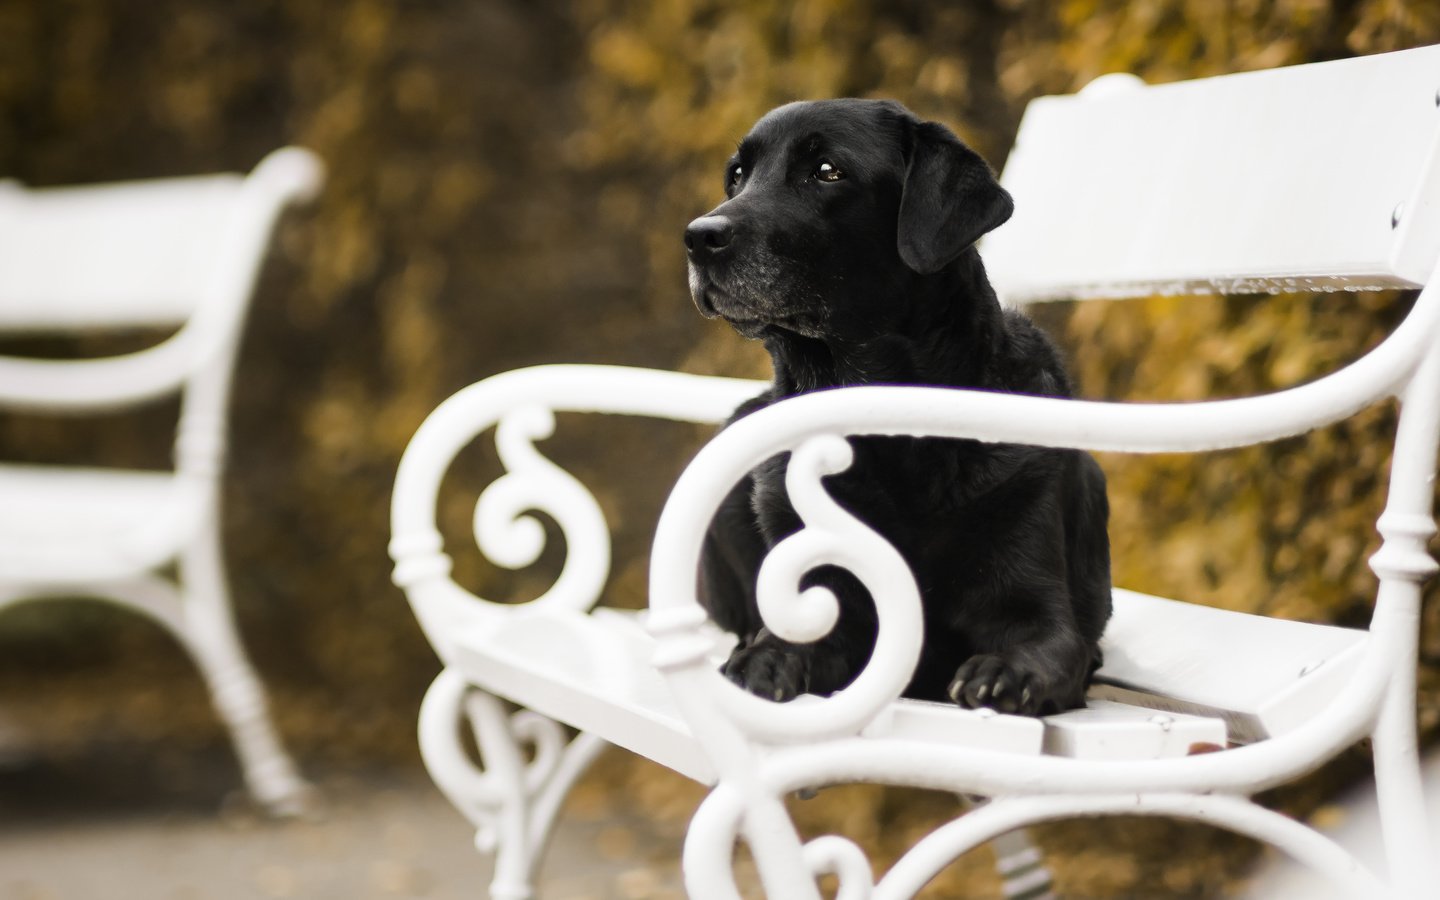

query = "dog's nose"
[{"left": 684, "top": 216, "right": 733, "bottom": 262}]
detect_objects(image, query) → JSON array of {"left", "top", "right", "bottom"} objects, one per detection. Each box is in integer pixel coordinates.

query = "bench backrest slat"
[
  {"left": 982, "top": 46, "right": 1440, "bottom": 304},
  {"left": 0, "top": 174, "right": 244, "bottom": 331}
]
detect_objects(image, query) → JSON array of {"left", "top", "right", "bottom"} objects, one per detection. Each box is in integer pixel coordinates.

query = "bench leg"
[
  {"left": 683, "top": 786, "right": 1059, "bottom": 898},
  {"left": 180, "top": 524, "right": 315, "bottom": 816},
  {"left": 685, "top": 781, "right": 829, "bottom": 900},
  {"left": 419, "top": 668, "right": 607, "bottom": 899},
  {"left": 989, "top": 827, "right": 1055, "bottom": 900},
  {"left": 1372, "top": 661, "right": 1436, "bottom": 899},
  {"left": 957, "top": 796, "right": 1055, "bottom": 900},
  {"left": 0, "top": 559, "right": 312, "bottom": 816}
]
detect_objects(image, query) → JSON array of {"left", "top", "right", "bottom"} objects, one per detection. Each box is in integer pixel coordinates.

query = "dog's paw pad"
[
  {"left": 722, "top": 642, "right": 809, "bottom": 703},
  {"left": 948, "top": 654, "right": 1051, "bottom": 716}
]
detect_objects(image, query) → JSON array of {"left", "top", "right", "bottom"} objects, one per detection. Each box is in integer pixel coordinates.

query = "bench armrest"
[
  {"left": 645, "top": 275, "right": 1440, "bottom": 747},
  {"left": 389, "top": 364, "right": 765, "bottom": 657},
  {"left": 0, "top": 335, "right": 216, "bottom": 412}
]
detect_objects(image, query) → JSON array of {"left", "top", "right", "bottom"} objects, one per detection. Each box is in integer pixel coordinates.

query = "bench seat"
[
  {"left": 1093, "top": 589, "right": 1368, "bottom": 744},
  {"left": 444, "top": 587, "right": 1364, "bottom": 785},
  {"left": 0, "top": 462, "right": 203, "bottom": 585}
]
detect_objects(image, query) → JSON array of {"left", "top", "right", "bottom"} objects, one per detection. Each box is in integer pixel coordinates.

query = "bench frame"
[
  {"left": 0, "top": 149, "right": 323, "bottom": 815},
  {"left": 392, "top": 47, "right": 1440, "bottom": 898}
]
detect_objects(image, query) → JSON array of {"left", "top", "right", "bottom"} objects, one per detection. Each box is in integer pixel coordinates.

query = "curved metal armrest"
[
  {"left": 645, "top": 271, "right": 1440, "bottom": 758},
  {"left": 0, "top": 334, "right": 210, "bottom": 412},
  {"left": 388, "top": 364, "right": 765, "bottom": 654},
  {"left": 390, "top": 363, "right": 764, "bottom": 557}
]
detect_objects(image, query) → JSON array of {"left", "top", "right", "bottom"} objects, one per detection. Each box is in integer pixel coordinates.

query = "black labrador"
[{"left": 684, "top": 99, "right": 1111, "bottom": 716}]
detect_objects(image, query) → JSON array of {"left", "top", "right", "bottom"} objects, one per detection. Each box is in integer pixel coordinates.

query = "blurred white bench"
[
  {"left": 392, "top": 45, "right": 1440, "bottom": 898},
  {"left": 0, "top": 148, "right": 323, "bottom": 816}
]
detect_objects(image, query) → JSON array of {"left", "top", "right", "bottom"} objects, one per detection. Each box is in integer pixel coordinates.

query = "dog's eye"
[
  {"left": 727, "top": 164, "right": 743, "bottom": 189},
  {"left": 815, "top": 161, "right": 845, "bottom": 182}
]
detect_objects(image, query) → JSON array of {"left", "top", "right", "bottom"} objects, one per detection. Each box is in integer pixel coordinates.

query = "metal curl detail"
[
  {"left": 751, "top": 436, "right": 854, "bottom": 645},
  {"left": 471, "top": 404, "right": 611, "bottom": 614},
  {"left": 417, "top": 670, "right": 609, "bottom": 891},
  {"left": 803, "top": 835, "right": 875, "bottom": 900},
  {"left": 684, "top": 783, "right": 875, "bottom": 900},
  {"left": 705, "top": 434, "right": 926, "bottom": 744}
]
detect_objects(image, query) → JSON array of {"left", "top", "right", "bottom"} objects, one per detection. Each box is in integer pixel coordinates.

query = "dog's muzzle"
[
  {"left": 688, "top": 265, "right": 720, "bottom": 318},
  {"left": 686, "top": 215, "right": 735, "bottom": 319},
  {"left": 684, "top": 215, "right": 734, "bottom": 265}
]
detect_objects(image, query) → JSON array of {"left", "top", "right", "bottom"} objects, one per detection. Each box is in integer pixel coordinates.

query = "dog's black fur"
[{"left": 684, "top": 99, "right": 1111, "bottom": 716}]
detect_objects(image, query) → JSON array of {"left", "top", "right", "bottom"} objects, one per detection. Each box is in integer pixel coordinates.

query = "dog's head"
[{"left": 685, "top": 99, "right": 1012, "bottom": 340}]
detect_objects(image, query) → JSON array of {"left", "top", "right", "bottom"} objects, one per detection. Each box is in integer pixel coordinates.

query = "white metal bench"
[
  {"left": 391, "top": 46, "right": 1440, "bottom": 897},
  {"left": 0, "top": 149, "right": 323, "bottom": 815}
]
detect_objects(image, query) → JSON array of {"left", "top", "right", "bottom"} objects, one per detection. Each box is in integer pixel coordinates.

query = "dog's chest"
[{"left": 749, "top": 437, "right": 1042, "bottom": 570}]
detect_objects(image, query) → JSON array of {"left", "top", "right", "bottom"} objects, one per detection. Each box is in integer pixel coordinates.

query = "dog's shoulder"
[
  {"left": 724, "top": 385, "right": 782, "bottom": 427},
  {"left": 991, "top": 308, "right": 1074, "bottom": 399}
]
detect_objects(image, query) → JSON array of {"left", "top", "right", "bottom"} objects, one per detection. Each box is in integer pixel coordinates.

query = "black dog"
[{"left": 684, "top": 99, "right": 1111, "bottom": 716}]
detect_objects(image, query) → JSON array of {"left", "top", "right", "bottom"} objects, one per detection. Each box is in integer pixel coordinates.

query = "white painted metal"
[
  {"left": 389, "top": 365, "right": 764, "bottom": 658},
  {"left": 982, "top": 45, "right": 1440, "bottom": 302},
  {"left": 1039, "top": 700, "right": 1225, "bottom": 760},
  {"left": 440, "top": 601, "right": 1228, "bottom": 784},
  {"left": 0, "top": 148, "right": 323, "bottom": 815},
  {"left": 0, "top": 174, "right": 244, "bottom": 329},
  {"left": 449, "top": 608, "right": 720, "bottom": 784},
  {"left": 390, "top": 44, "right": 1440, "bottom": 899},
  {"left": 1092, "top": 588, "right": 1369, "bottom": 742},
  {"left": 0, "top": 148, "right": 324, "bottom": 410},
  {"left": 861, "top": 699, "right": 1043, "bottom": 756},
  {"left": 987, "top": 824, "right": 1056, "bottom": 900}
]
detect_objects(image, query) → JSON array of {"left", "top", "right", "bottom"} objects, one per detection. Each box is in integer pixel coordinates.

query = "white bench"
[
  {"left": 391, "top": 46, "right": 1440, "bottom": 898},
  {"left": 0, "top": 149, "right": 323, "bottom": 815}
]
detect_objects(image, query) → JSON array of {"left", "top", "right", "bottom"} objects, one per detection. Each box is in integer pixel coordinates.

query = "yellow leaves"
[
  {"left": 340, "top": 0, "right": 394, "bottom": 61},
  {"left": 302, "top": 377, "right": 371, "bottom": 474},
  {"left": 306, "top": 83, "right": 369, "bottom": 149},
  {"left": 378, "top": 253, "right": 448, "bottom": 373},
  {"left": 999, "top": 0, "right": 1380, "bottom": 103},
  {"left": 391, "top": 67, "right": 440, "bottom": 116},
  {"left": 1349, "top": 0, "right": 1440, "bottom": 53},
  {"left": 157, "top": 79, "right": 220, "bottom": 138},
  {"left": 917, "top": 58, "right": 968, "bottom": 98},
  {"left": 1066, "top": 288, "right": 1410, "bottom": 632},
  {"left": 306, "top": 202, "right": 379, "bottom": 310},
  {"left": 590, "top": 26, "right": 668, "bottom": 89},
  {"left": 786, "top": 0, "right": 864, "bottom": 40},
  {"left": 426, "top": 160, "right": 491, "bottom": 230}
]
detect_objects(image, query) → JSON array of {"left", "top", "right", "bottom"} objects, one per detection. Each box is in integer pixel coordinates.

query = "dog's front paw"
[
  {"left": 948, "top": 653, "right": 1055, "bottom": 716},
  {"left": 722, "top": 637, "right": 810, "bottom": 702}
]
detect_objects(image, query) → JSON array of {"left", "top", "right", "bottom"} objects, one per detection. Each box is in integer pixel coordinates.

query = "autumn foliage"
[{"left": 1, "top": 0, "right": 1438, "bottom": 894}]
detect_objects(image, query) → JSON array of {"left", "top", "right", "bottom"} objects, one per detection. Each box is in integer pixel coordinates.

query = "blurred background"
[{"left": 1, "top": 0, "right": 1438, "bottom": 896}]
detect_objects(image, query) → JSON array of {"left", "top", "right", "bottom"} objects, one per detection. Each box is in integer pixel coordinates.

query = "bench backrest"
[
  {"left": 982, "top": 45, "right": 1440, "bottom": 304},
  {"left": 0, "top": 148, "right": 322, "bottom": 475},
  {"left": 976, "top": 45, "right": 1440, "bottom": 728},
  {"left": 0, "top": 174, "right": 247, "bottom": 331}
]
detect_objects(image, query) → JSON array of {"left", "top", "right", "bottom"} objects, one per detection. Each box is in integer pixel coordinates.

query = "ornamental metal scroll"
[
  {"left": 681, "top": 779, "right": 878, "bottom": 900},
  {"left": 417, "top": 669, "right": 608, "bottom": 897},
  {"left": 652, "top": 433, "right": 925, "bottom": 747},
  {"left": 471, "top": 404, "right": 611, "bottom": 615},
  {"left": 681, "top": 776, "right": 1386, "bottom": 900}
]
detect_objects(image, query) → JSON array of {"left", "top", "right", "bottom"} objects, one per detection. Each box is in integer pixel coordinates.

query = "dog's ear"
[{"left": 897, "top": 121, "right": 1013, "bottom": 274}]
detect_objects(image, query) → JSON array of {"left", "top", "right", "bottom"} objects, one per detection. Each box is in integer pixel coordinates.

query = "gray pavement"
[
  {"left": 7, "top": 735, "right": 1438, "bottom": 899},
  {"left": 0, "top": 754, "right": 690, "bottom": 900}
]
